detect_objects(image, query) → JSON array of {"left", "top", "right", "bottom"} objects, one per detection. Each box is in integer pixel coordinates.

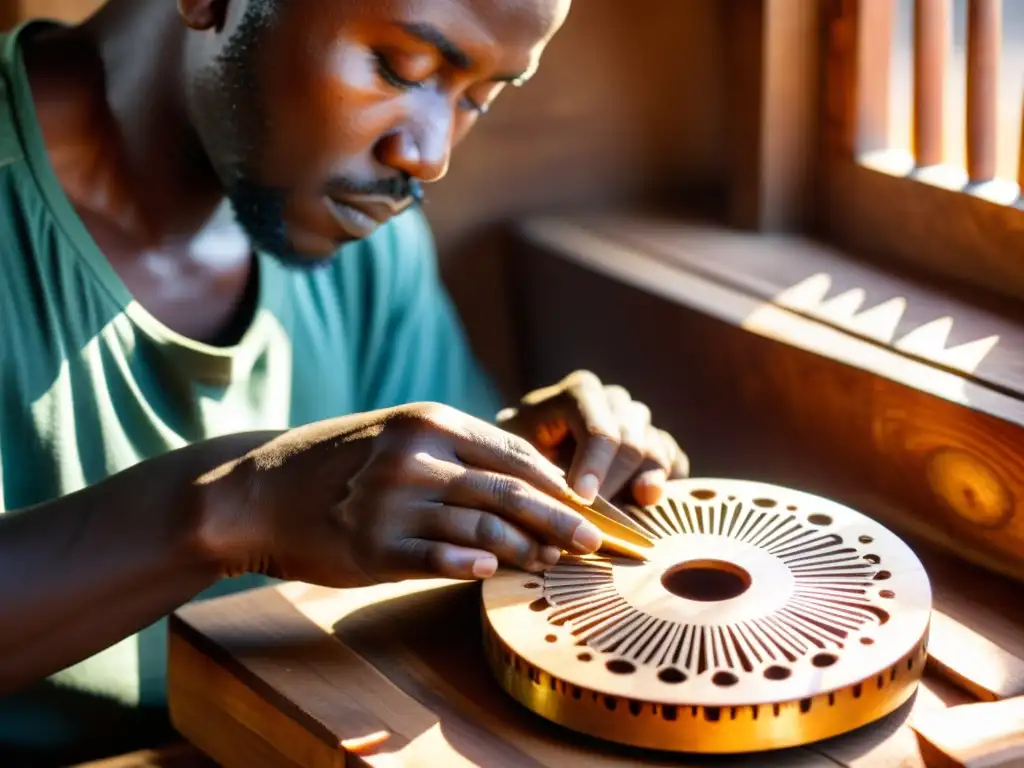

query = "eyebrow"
[{"left": 399, "top": 22, "right": 531, "bottom": 85}]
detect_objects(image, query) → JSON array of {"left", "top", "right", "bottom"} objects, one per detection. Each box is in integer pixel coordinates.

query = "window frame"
[{"left": 814, "top": 0, "right": 1024, "bottom": 302}]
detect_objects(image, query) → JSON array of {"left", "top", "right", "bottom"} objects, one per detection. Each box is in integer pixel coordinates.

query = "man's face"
[{"left": 183, "top": 0, "right": 570, "bottom": 267}]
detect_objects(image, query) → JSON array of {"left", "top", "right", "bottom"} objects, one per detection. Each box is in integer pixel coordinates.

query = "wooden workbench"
[{"left": 165, "top": 543, "right": 1024, "bottom": 767}]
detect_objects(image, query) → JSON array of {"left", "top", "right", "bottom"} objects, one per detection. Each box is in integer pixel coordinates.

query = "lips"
[{"left": 323, "top": 193, "right": 415, "bottom": 240}]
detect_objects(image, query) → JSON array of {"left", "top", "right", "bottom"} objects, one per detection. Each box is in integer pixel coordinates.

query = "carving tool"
[{"left": 562, "top": 493, "right": 655, "bottom": 562}]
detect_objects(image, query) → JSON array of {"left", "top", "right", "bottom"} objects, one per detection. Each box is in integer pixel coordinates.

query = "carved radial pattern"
[
  {"left": 481, "top": 479, "right": 933, "bottom": 754},
  {"left": 544, "top": 495, "right": 893, "bottom": 676}
]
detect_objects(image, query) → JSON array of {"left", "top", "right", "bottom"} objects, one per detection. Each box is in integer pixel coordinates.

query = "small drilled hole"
[
  {"left": 863, "top": 554, "right": 881, "bottom": 564},
  {"left": 764, "top": 665, "right": 792, "bottom": 680},
  {"left": 859, "top": 535, "right": 874, "bottom": 544},
  {"left": 874, "top": 570, "right": 892, "bottom": 581},
  {"left": 545, "top": 634, "right": 557, "bottom": 643},
  {"left": 529, "top": 597, "right": 550, "bottom": 612},
  {"left": 812, "top": 653, "right": 838, "bottom": 668},
  {"left": 786, "top": 505, "right": 797, "bottom": 511},
  {"left": 727, "top": 496, "right": 736, "bottom": 501},
  {"left": 658, "top": 667, "right": 687, "bottom": 684},
  {"left": 577, "top": 652, "right": 592, "bottom": 662},
  {"left": 691, "top": 489, "right": 716, "bottom": 500},
  {"left": 879, "top": 589, "right": 895, "bottom": 599},
  {"left": 808, "top": 514, "right": 832, "bottom": 526},
  {"left": 524, "top": 582, "right": 541, "bottom": 589},
  {"left": 712, "top": 671, "right": 739, "bottom": 687},
  {"left": 606, "top": 659, "right": 636, "bottom": 675},
  {"left": 753, "top": 498, "right": 777, "bottom": 508},
  {"left": 861, "top": 637, "right": 875, "bottom": 645}
]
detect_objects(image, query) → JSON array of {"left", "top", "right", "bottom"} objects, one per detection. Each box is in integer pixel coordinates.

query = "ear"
[{"left": 178, "top": 0, "right": 229, "bottom": 31}]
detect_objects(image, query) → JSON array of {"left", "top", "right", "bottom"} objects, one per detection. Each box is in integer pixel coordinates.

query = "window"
[{"left": 818, "top": 0, "right": 1024, "bottom": 301}]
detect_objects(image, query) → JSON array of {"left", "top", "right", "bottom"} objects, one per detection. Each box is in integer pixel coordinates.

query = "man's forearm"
[{"left": 0, "top": 431, "right": 279, "bottom": 695}]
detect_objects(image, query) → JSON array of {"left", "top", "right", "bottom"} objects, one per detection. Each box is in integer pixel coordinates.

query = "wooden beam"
[{"left": 726, "top": 0, "right": 820, "bottom": 233}]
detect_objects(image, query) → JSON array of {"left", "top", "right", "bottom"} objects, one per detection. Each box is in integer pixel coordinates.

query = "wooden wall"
[
  {"left": 428, "top": 0, "right": 727, "bottom": 394},
  {"left": 1, "top": 0, "right": 728, "bottom": 398}
]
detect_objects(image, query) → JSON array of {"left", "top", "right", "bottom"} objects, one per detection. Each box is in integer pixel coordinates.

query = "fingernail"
[
  {"left": 571, "top": 521, "right": 602, "bottom": 553},
  {"left": 634, "top": 470, "right": 667, "bottom": 505},
  {"left": 575, "top": 473, "right": 600, "bottom": 502},
  {"left": 540, "top": 545, "right": 562, "bottom": 566},
  {"left": 473, "top": 556, "right": 498, "bottom": 578}
]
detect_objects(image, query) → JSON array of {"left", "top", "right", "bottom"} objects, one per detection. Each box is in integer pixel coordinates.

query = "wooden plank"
[
  {"left": 571, "top": 213, "right": 1024, "bottom": 402},
  {"left": 927, "top": 611, "right": 1024, "bottom": 702},
  {"left": 726, "top": 0, "right": 820, "bottom": 232},
  {"left": 911, "top": 695, "right": 1024, "bottom": 767}
]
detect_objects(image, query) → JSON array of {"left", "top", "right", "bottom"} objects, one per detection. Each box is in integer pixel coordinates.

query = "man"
[{"left": 0, "top": 0, "right": 689, "bottom": 763}]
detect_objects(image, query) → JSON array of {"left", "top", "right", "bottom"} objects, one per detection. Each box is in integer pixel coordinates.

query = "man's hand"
[
  {"left": 198, "top": 403, "right": 604, "bottom": 588},
  {"left": 496, "top": 371, "right": 689, "bottom": 506}
]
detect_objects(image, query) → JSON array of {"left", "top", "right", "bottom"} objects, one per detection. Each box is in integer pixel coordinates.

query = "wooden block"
[
  {"left": 927, "top": 611, "right": 1024, "bottom": 702},
  {"left": 911, "top": 696, "right": 1024, "bottom": 767}
]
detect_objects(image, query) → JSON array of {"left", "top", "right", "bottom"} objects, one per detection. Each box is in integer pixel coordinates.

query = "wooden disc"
[{"left": 481, "top": 479, "right": 933, "bottom": 754}]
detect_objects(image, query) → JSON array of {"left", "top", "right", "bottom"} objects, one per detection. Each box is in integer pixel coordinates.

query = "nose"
[{"left": 374, "top": 105, "right": 454, "bottom": 184}]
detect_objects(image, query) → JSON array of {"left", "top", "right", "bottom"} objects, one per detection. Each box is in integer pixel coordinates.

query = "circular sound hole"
[
  {"left": 658, "top": 667, "right": 687, "bottom": 684},
  {"left": 861, "top": 637, "right": 875, "bottom": 645},
  {"left": 754, "top": 498, "right": 777, "bottom": 508},
  {"left": 880, "top": 589, "right": 896, "bottom": 599},
  {"left": 661, "top": 560, "right": 752, "bottom": 602},
  {"left": 545, "top": 634, "right": 557, "bottom": 643},
  {"left": 524, "top": 582, "right": 541, "bottom": 589},
  {"left": 808, "top": 513, "right": 833, "bottom": 526},
  {"left": 606, "top": 659, "right": 636, "bottom": 675},
  {"left": 577, "top": 652, "right": 593, "bottom": 662},
  {"left": 859, "top": 535, "right": 874, "bottom": 544},
  {"left": 764, "top": 665, "right": 792, "bottom": 680},
  {"left": 812, "top": 653, "right": 838, "bottom": 668},
  {"left": 712, "top": 671, "right": 739, "bottom": 687},
  {"left": 691, "top": 489, "right": 716, "bottom": 500}
]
